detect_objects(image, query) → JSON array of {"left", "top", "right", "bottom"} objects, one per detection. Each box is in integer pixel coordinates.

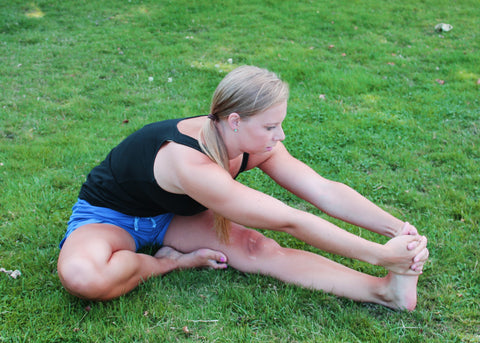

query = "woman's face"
[{"left": 238, "top": 101, "right": 287, "bottom": 154}]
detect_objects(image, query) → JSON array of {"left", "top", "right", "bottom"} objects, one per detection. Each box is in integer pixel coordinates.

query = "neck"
[{"left": 217, "top": 120, "right": 243, "bottom": 160}]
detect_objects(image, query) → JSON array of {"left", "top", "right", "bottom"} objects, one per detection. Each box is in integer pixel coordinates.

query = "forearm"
[
  {"left": 312, "top": 181, "right": 405, "bottom": 237},
  {"left": 284, "top": 210, "right": 385, "bottom": 266},
  {"left": 283, "top": 210, "right": 424, "bottom": 274},
  {"left": 261, "top": 146, "right": 409, "bottom": 237}
]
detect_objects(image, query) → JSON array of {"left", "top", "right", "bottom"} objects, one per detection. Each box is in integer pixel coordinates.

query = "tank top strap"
[
  {"left": 236, "top": 153, "right": 250, "bottom": 176},
  {"left": 173, "top": 116, "right": 249, "bottom": 178}
]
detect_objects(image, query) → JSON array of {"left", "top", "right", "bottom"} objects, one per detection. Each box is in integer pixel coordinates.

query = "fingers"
[
  {"left": 401, "top": 222, "right": 418, "bottom": 236},
  {"left": 407, "top": 240, "right": 418, "bottom": 250},
  {"left": 405, "top": 236, "right": 429, "bottom": 272},
  {"left": 410, "top": 263, "right": 423, "bottom": 274},
  {"left": 386, "top": 235, "right": 428, "bottom": 275},
  {"left": 382, "top": 231, "right": 430, "bottom": 275},
  {"left": 411, "top": 247, "right": 429, "bottom": 272},
  {"left": 416, "top": 236, "right": 428, "bottom": 252},
  {"left": 406, "top": 235, "right": 427, "bottom": 251},
  {"left": 414, "top": 246, "right": 429, "bottom": 263},
  {"left": 410, "top": 265, "right": 423, "bottom": 273}
]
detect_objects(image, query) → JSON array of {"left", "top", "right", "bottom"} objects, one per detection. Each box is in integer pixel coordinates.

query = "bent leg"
[
  {"left": 163, "top": 211, "right": 418, "bottom": 310},
  {"left": 57, "top": 223, "right": 227, "bottom": 301}
]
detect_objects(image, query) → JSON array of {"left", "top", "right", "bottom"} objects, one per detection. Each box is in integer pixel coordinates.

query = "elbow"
[{"left": 275, "top": 207, "right": 304, "bottom": 236}]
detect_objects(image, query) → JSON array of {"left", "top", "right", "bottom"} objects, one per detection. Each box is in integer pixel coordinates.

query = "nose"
[{"left": 275, "top": 126, "right": 285, "bottom": 141}]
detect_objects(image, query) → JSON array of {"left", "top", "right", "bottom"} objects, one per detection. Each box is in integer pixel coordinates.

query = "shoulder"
[{"left": 153, "top": 140, "right": 223, "bottom": 193}]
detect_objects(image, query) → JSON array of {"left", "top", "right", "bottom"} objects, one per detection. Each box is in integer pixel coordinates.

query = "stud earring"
[{"left": 234, "top": 129, "right": 238, "bottom": 133}]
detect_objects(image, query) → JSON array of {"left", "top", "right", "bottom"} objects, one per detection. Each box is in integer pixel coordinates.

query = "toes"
[
  {"left": 216, "top": 253, "right": 227, "bottom": 263},
  {"left": 199, "top": 249, "right": 227, "bottom": 263},
  {"left": 208, "top": 251, "right": 228, "bottom": 269},
  {"left": 208, "top": 260, "right": 228, "bottom": 269},
  {"left": 194, "top": 249, "right": 228, "bottom": 269}
]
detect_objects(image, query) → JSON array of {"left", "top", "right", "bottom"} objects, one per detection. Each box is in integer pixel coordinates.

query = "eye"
[{"left": 266, "top": 126, "right": 276, "bottom": 131}]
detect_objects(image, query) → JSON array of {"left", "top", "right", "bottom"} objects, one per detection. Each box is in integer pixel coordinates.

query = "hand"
[
  {"left": 400, "top": 221, "right": 418, "bottom": 236},
  {"left": 407, "top": 238, "right": 429, "bottom": 273},
  {"left": 400, "top": 222, "right": 429, "bottom": 272},
  {"left": 381, "top": 235, "right": 428, "bottom": 275}
]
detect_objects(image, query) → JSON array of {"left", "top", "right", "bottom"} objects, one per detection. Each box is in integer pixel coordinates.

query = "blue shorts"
[{"left": 60, "top": 199, "right": 174, "bottom": 251}]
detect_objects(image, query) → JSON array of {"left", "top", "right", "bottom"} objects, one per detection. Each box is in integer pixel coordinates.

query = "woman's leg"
[
  {"left": 163, "top": 211, "right": 418, "bottom": 311},
  {"left": 57, "top": 223, "right": 227, "bottom": 301}
]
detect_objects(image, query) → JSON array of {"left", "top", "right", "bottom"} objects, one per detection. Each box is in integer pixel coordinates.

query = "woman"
[{"left": 58, "top": 66, "right": 428, "bottom": 311}]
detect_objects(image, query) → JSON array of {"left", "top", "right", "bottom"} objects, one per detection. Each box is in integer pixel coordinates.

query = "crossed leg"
[{"left": 57, "top": 223, "right": 227, "bottom": 301}]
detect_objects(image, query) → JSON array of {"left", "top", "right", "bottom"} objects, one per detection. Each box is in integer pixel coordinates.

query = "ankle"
[{"left": 373, "top": 274, "right": 394, "bottom": 306}]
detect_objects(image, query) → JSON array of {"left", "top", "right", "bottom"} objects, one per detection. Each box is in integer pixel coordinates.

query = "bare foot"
[
  {"left": 378, "top": 272, "right": 418, "bottom": 311},
  {"left": 154, "top": 246, "right": 228, "bottom": 270}
]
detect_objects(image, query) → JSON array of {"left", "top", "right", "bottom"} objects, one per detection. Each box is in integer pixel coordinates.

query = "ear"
[{"left": 227, "top": 112, "right": 241, "bottom": 130}]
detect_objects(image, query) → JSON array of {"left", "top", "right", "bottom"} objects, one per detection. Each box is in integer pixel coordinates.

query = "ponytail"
[
  {"left": 199, "top": 66, "right": 289, "bottom": 244},
  {"left": 199, "top": 117, "right": 231, "bottom": 243}
]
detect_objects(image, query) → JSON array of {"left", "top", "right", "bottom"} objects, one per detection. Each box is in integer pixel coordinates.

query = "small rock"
[{"left": 435, "top": 23, "right": 453, "bottom": 32}]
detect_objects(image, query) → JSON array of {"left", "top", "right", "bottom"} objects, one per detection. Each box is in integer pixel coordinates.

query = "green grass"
[{"left": 1, "top": 0, "right": 479, "bottom": 341}]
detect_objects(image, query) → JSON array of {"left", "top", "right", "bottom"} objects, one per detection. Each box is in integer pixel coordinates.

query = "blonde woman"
[{"left": 58, "top": 66, "right": 428, "bottom": 310}]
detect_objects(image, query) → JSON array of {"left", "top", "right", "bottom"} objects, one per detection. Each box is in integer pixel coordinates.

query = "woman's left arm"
[{"left": 259, "top": 143, "right": 416, "bottom": 238}]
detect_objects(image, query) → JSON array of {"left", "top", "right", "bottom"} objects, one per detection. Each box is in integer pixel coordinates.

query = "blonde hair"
[{"left": 199, "top": 66, "right": 289, "bottom": 243}]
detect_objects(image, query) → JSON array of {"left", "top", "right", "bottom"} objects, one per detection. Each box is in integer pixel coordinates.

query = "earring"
[{"left": 234, "top": 129, "right": 238, "bottom": 133}]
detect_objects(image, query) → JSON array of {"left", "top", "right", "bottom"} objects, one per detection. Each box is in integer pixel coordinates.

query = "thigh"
[
  {"left": 58, "top": 223, "right": 142, "bottom": 299},
  {"left": 163, "top": 210, "right": 279, "bottom": 272},
  {"left": 58, "top": 223, "right": 137, "bottom": 268},
  {"left": 163, "top": 210, "right": 218, "bottom": 251}
]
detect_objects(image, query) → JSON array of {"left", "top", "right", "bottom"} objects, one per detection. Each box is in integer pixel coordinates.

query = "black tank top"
[{"left": 79, "top": 117, "right": 249, "bottom": 217}]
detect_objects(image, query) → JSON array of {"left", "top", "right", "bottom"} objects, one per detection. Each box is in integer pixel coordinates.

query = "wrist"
[
  {"left": 389, "top": 220, "right": 407, "bottom": 237},
  {"left": 365, "top": 242, "right": 386, "bottom": 267},
  {"left": 377, "top": 243, "right": 389, "bottom": 267}
]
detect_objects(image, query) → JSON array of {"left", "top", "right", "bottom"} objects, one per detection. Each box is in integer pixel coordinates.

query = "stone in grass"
[{"left": 435, "top": 23, "right": 453, "bottom": 32}]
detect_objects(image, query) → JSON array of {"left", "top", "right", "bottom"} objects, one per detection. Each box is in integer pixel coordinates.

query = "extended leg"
[{"left": 163, "top": 211, "right": 418, "bottom": 310}]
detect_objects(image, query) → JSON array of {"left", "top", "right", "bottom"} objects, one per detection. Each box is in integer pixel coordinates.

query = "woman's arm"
[
  {"left": 258, "top": 143, "right": 417, "bottom": 238},
  {"left": 161, "top": 143, "right": 425, "bottom": 275}
]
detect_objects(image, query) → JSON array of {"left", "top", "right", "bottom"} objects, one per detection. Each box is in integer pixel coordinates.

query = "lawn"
[{"left": 1, "top": 0, "right": 479, "bottom": 341}]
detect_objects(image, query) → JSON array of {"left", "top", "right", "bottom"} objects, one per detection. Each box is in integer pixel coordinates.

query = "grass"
[{"left": 1, "top": 0, "right": 479, "bottom": 341}]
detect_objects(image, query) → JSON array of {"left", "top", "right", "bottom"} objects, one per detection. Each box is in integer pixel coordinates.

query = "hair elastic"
[{"left": 207, "top": 113, "right": 218, "bottom": 121}]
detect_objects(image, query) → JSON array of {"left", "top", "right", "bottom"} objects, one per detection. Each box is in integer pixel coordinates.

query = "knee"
[
  {"left": 57, "top": 256, "right": 109, "bottom": 300},
  {"left": 239, "top": 229, "right": 281, "bottom": 259}
]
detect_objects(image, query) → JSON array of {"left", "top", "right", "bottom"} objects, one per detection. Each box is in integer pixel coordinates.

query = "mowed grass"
[{"left": 1, "top": 0, "right": 479, "bottom": 341}]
